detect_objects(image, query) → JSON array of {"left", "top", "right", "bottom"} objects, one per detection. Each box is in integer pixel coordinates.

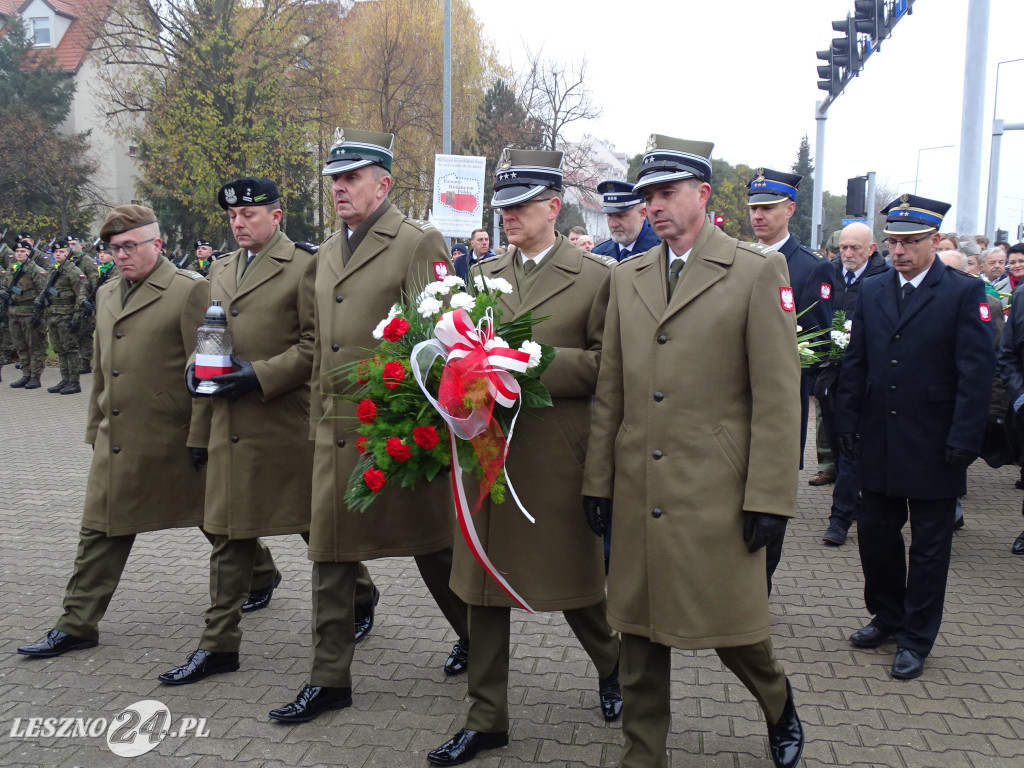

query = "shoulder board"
[
  {"left": 294, "top": 241, "right": 319, "bottom": 254},
  {"left": 583, "top": 251, "right": 617, "bottom": 268},
  {"left": 178, "top": 269, "right": 204, "bottom": 281},
  {"left": 736, "top": 241, "right": 772, "bottom": 257},
  {"left": 404, "top": 218, "right": 437, "bottom": 232},
  {"left": 948, "top": 266, "right": 973, "bottom": 279}
]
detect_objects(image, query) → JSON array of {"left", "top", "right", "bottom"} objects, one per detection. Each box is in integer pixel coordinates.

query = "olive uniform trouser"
[
  {"left": 619, "top": 633, "right": 789, "bottom": 768},
  {"left": 309, "top": 547, "right": 468, "bottom": 688},
  {"left": 77, "top": 313, "right": 96, "bottom": 370},
  {"left": 54, "top": 527, "right": 280, "bottom": 640},
  {"left": 465, "top": 600, "right": 620, "bottom": 733},
  {"left": 47, "top": 311, "right": 80, "bottom": 384},
  {"left": 8, "top": 314, "right": 47, "bottom": 378},
  {"left": 198, "top": 534, "right": 376, "bottom": 654}
]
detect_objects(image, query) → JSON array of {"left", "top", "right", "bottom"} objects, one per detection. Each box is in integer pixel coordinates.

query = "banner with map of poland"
[{"left": 431, "top": 154, "right": 486, "bottom": 238}]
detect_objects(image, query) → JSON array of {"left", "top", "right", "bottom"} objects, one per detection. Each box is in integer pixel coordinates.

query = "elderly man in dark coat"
[{"left": 835, "top": 194, "right": 994, "bottom": 681}]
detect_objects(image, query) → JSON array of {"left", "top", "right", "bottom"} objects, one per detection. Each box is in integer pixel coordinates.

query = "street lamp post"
[
  {"left": 915, "top": 145, "right": 954, "bottom": 194},
  {"left": 985, "top": 58, "right": 1024, "bottom": 239}
]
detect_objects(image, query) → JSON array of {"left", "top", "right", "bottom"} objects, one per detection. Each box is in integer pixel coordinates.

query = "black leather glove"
[
  {"left": 0, "top": 289, "right": 11, "bottom": 302},
  {"left": 80, "top": 298, "right": 96, "bottom": 316},
  {"left": 583, "top": 496, "right": 612, "bottom": 536},
  {"left": 32, "top": 297, "right": 45, "bottom": 311},
  {"left": 68, "top": 317, "right": 81, "bottom": 334},
  {"left": 945, "top": 446, "right": 978, "bottom": 470},
  {"left": 837, "top": 433, "right": 858, "bottom": 456},
  {"left": 185, "top": 362, "right": 204, "bottom": 397},
  {"left": 210, "top": 356, "right": 261, "bottom": 400},
  {"left": 742, "top": 512, "right": 789, "bottom": 553},
  {"left": 190, "top": 447, "right": 208, "bottom": 470}
]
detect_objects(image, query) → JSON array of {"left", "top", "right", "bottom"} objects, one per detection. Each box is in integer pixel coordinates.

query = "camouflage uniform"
[
  {"left": 73, "top": 252, "right": 100, "bottom": 372},
  {"left": 45, "top": 260, "right": 88, "bottom": 389},
  {"left": 7, "top": 260, "right": 50, "bottom": 383}
]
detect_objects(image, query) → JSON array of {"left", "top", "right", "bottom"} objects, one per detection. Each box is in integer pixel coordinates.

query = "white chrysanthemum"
[
  {"left": 484, "top": 335, "right": 509, "bottom": 351},
  {"left": 372, "top": 317, "right": 389, "bottom": 340},
  {"left": 387, "top": 304, "right": 401, "bottom": 320},
  {"left": 831, "top": 330, "right": 850, "bottom": 349},
  {"left": 488, "top": 277, "right": 514, "bottom": 295},
  {"left": 443, "top": 275, "right": 466, "bottom": 288},
  {"left": 449, "top": 292, "right": 475, "bottom": 310},
  {"left": 422, "top": 281, "right": 451, "bottom": 297},
  {"left": 417, "top": 296, "right": 444, "bottom": 318},
  {"left": 796, "top": 325, "right": 803, "bottom": 333},
  {"left": 844, "top": 319, "right": 853, "bottom": 332},
  {"left": 519, "top": 340, "right": 542, "bottom": 369}
]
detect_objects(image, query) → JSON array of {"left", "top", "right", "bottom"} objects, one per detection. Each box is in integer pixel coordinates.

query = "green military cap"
[
  {"left": 322, "top": 128, "right": 395, "bottom": 176},
  {"left": 99, "top": 204, "right": 158, "bottom": 242},
  {"left": 633, "top": 134, "right": 715, "bottom": 193},
  {"left": 824, "top": 230, "right": 843, "bottom": 253},
  {"left": 491, "top": 148, "right": 564, "bottom": 208},
  {"left": 218, "top": 177, "right": 280, "bottom": 209}
]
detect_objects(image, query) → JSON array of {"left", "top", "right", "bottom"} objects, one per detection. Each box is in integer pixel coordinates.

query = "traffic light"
[
  {"left": 816, "top": 47, "right": 840, "bottom": 96},
  {"left": 846, "top": 176, "right": 868, "bottom": 218},
  {"left": 830, "top": 16, "right": 862, "bottom": 74},
  {"left": 996, "top": 229, "right": 1008, "bottom": 244},
  {"left": 854, "top": 0, "right": 885, "bottom": 46}
]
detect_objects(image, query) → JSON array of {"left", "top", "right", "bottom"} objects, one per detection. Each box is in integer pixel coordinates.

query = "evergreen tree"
[{"left": 790, "top": 133, "right": 814, "bottom": 244}]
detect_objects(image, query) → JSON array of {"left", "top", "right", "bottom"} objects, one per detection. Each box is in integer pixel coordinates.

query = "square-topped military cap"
[
  {"left": 633, "top": 134, "right": 714, "bottom": 194},
  {"left": 747, "top": 168, "right": 802, "bottom": 205},
  {"left": 881, "top": 194, "right": 950, "bottom": 235},
  {"left": 322, "top": 128, "right": 395, "bottom": 176},
  {"left": 99, "top": 205, "right": 158, "bottom": 242},
  {"left": 218, "top": 177, "right": 280, "bottom": 210},
  {"left": 491, "top": 148, "right": 564, "bottom": 208},
  {"left": 597, "top": 180, "right": 643, "bottom": 213},
  {"left": 195, "top": 239, "right": 212, "bottom": 248}
]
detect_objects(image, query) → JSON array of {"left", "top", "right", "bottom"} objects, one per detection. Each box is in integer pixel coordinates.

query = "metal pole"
[
  {"left": 866, "top": 171, "right": 877, "bottom": 238},
  {"left": 811, "top": 101, "right": 827, "bottom": 250},
  {"left": 955, "top": 0, "right": 990, "bottom": 235},
  {"left": 985, "top": 119, "right": 1003, "bottom": 239},
  {"left": 442, "top": 0, "right": 452, "bottom": 155},
  {"left": 915, "top": 145, "right": 953, "bottom": 195}
]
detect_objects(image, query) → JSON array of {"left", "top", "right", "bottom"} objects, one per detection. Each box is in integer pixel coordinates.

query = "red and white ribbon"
[{"left": 196, "top": 353, "right": 232, "bottom": 378}]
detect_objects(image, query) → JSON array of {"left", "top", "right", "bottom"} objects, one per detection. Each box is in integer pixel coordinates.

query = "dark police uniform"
[
  {"left": 591, "top": 180, "right": 662, "bottom": 262},
  {"left": 835, "top": 195, "right": 994, "bottom": 679}
]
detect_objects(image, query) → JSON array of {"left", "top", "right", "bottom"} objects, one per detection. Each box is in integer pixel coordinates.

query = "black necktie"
[
  {"left": 845, "top": 271, "right": 855, "bottom": 287},
  {"left": 900, "top": 282, "right": 915, "bottom": 313}
]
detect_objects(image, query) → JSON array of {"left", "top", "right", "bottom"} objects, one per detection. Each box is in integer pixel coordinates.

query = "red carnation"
[
  {"left": 382, "top": 361, "right": 406, "bottom": 389},
  {"left": 385, "top": 437, "right": 412, "bottom": 462},
  {"left": 357, "top": 399, "right": 377, "bottom": 423},
  {"left": 383, "top": 317, "right": 410, "bottom": 341},
  {"left": 412, "top": 425, "right": 440, "bottom": 450},
  {"left": 363, "top": 467, "right": 386, "bottom": 493},
  {"left": 356, "top": 436, "right": 368, "bottom": 454}
]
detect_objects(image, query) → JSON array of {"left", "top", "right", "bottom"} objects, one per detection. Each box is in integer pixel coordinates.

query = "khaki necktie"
[
  {"left": 524, "top": 259, "right": 537, "bottom": 274},
  {"left": 668, "top": 258, "right": 684, "bottom": 296}
]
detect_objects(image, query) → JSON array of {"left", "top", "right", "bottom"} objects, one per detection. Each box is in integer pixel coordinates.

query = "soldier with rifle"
[
  {"left": 2, "top": 241, "right": 50, "bottom": 389},
  {"left": 0, "top": 226, "right": 14, "bottom": 366},
  {"left": 38, "top": 239, "right": 88, "bottom": 394},
  {"left": 71, "top": 238, "right": 101, "bottom": 374}
]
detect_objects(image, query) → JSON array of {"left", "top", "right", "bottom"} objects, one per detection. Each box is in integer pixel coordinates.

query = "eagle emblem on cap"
[
  {"left": 113, "top": 219, "right": 124, "bottom": 232},
  {"left": 498, "top": 148, "right": 512, "bottom": 170},
  {"left": 645, "top": 134, "right": 657, "bottom": 152},
  {"left": 755, "top": 168, "right": 765, "bottom": 182},
  {"left": 224, "top": 187, "right": 238, "bottom": 205},
  {"left": 333, "top": 127, "right": 345, "bottom": 144},
  {"left": 899, "top": 193, "right": 910, "bottom": 207}
]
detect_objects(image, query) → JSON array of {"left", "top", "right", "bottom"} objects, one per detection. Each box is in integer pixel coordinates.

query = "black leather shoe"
[
  {"left": 60, "top": 382, "right": 82, "bottom": 395},
  {"left": 767, "top": 679, "right": 803, "bottom": 768},
  {"left": 10, "top": 376, "right": 29, "bottom": 388},
  {"left": 158, "top": 649, "right": 239, "bottom": 685},
  {"left": 427, "top": 729, "right": 509, "bottom": 766},
  {"left": 24, "top": 377, "right": 41, "bottom": 389},
  {"left": 47, "top": 379, "right": 69, "bottom": 393},
  {"left": 17, "top": 628, "right": 98, "bottom": 657},
  {"left": 1012, "top": 530, "right": 1024, "bottom": 555},
  {"left": 953, "top": 515, "right": 965, "bottom": 531},
  {"left": 354, "top": 586, "right": 380, "bottom": 642},
  {"left": 268, "top": 684, "right": 352, "bottom": 723},
  {"left": 849, "top": 622, "right": 893, "bottom": 648},
  {"left": 242, "top": 571, "right": 282, "bottom": 613},
  {"left": 444, "top": 637, "right": 469, "bottom": 676},
  {"left": 598, "top": 665, "right": 623, "bottom": 721},
  {"left": 822, "top": 519, "right": 849, "bottom": 546},
  {"left": 891, "top": 648, "right": 925, "bottom": 680}
]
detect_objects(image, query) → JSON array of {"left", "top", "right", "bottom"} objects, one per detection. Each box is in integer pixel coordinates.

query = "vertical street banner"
[{"left": 431, "top": 154, "right": 486, "bottom": 239}]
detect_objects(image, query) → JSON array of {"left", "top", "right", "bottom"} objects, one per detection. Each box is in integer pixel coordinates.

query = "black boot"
[{"left": 48, "top": 379, "right": 69, "bottom": 393}]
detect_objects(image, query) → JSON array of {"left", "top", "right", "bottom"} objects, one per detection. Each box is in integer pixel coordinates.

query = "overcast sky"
[{"left": 471, "top": 0, "right": 1024, "bottom": 237}]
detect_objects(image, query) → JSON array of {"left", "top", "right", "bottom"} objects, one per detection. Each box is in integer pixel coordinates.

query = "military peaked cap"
[
  {"left": 322, "top": 128, "right": 395, "bottom": 176},
  {"left": 747, "top": 168, "right": 802, "bottom": 205},
  {"left": 491, "top": 148, "right": 563, "bottom": 208},
  {"left": 597, "top": 180, "right": 643, "bottom": 213},
  {"left": 881, "top": 194, "right": 950, "bottom": 235},
  {"left": 633, "top": 134, "right": 714, "bottom": 193}
]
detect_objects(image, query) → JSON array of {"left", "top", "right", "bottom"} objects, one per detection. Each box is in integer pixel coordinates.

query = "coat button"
[
  {"left": 890, "top": 410, "right": 897, "bottom": 416},
  {"left": 337, "top": 438, "right": 346, "bottom": 447},
  {"left": 231, "top": 309, "right": 238, "bottom": 317},
  {"left": 893, "top": 334, "right": 901, "bottom": 341},
  {"left": 112, "top": 446, "right": 120, "bottom": 453},
  {"left": 332, "top": 343, "right": 340, "bottom": 352},
  {"left": 112, "top": 409, "right": 120, "bottom": 416},
  {"left": 112, "top": 370, "right": 119, "bottom": 376},
  {"left": 651, "top": 507, "right": 663, "bottom": 518},
  {"left": 653, "top": 391, "right": 664, "bottom": 402},
  {"left": 657, "top": 334, "right": 668, "bottom": 344},
  {"left": 231, "top": 435, "right": 239, "bottom": 443},
  {"left": 115, "top": 331, "right": 123, "bottom": 339},
  {"left": 889, "top": 359, "right": 898, "bottom": 366},
  {"left": 652, "top": 449, "right": 663, "bottom": 460},
  {"left": 336, "top": 295, "right": 344, "bottom": 303},
  {"left": 889, "top": 385, "right": 896, "bottom": 391}
]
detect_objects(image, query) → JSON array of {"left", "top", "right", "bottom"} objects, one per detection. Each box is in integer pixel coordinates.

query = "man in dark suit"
[
  {"left": 747, "top": 168, "right": 835, "bottom": 590},
  {"left": 834, "top": 194, "right": 994, "bottom": 681},
  {"left": 453, "top": 229, "right": 495, "bottom": 282},
  {"left": 819, "top": 223, "right": 891, "bottom": 545},
  {"left": 591, "top": 180, "right": 661, "bottom": 262}
]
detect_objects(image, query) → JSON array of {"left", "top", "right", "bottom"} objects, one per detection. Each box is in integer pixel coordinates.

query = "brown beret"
[{"left": 99, "top": 204, "right": 158, "bottom": 242}]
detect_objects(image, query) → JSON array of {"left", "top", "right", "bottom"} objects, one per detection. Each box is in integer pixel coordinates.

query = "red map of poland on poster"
[{"left": 439, "top": 175, "right": 478, "bottom": 213}]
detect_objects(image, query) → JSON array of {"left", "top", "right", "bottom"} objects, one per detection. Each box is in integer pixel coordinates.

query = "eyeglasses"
[
  {"left": 108, "top": 237, "right": 156, "bottom": 256},
  {"left": 883, "top": 234, "right": 931, "bottom": 249}
]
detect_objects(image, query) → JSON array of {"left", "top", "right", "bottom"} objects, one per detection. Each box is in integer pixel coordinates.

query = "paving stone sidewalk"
[{"left": 1, "top": 371, "right": 1022, "bottom": 767}]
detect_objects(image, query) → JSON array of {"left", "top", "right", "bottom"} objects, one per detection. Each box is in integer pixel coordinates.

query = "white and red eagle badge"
[
  {"left": 979, "top": 303, "right": 991, "bottom": 322},
  {"left": 433, "top": 261, "right": 449, "bottom": 281},
  {"left": 820, "top": 282, "right": 832, "bottom": 301},
  {"left": 780, "top": 287, "right": 795, "bottom": 312}
]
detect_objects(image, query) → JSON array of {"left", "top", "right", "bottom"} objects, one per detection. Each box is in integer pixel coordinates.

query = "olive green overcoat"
[
  {"left": 450, "top": 236, "right": 613, "bottom": 610},
  {"left": 582, "top": 221, "right": 801, "bottom": 649},
  {"left": 308, "top": 200, "right": 456, "bottom": 562},
  {"left": 83, "top": 257, "right": 209, "bottom": 535},
  {"left": 192, "top": 228, "right": 316, "bottom": 538}
]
